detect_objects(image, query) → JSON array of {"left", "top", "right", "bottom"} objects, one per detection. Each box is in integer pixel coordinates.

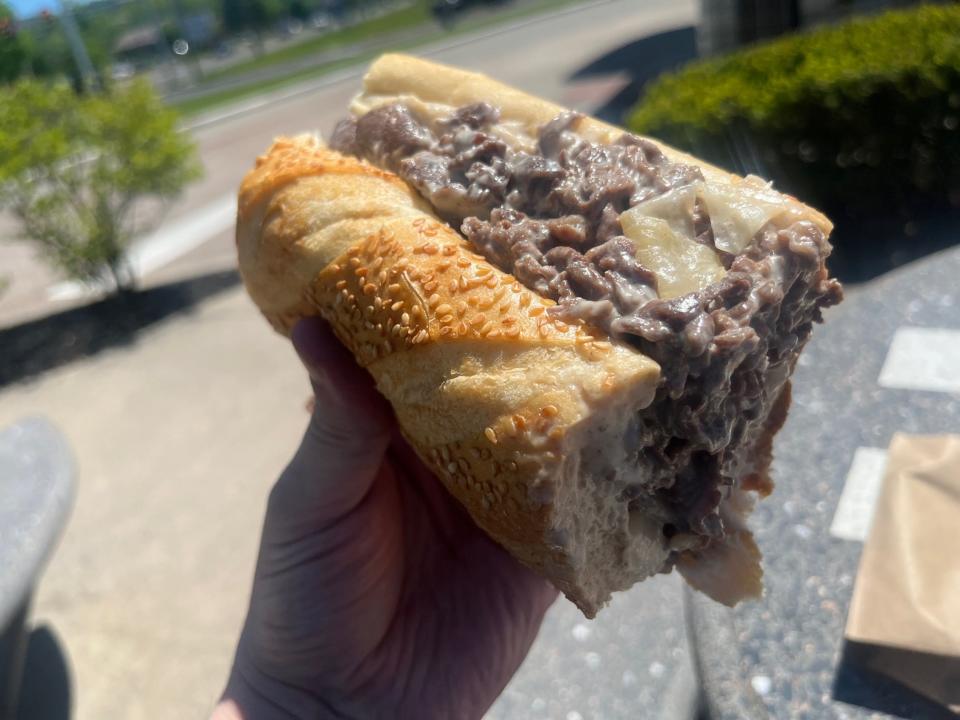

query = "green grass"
[
  {"left": 174, "top": 0, "right": 589, "bottom": 118},
  {"left": 202, "top": 1, "right": 433, "bottom": 84}
]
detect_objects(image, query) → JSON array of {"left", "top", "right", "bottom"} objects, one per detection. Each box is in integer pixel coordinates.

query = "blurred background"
[{"left": 1, "top": 0, "right": 958, "bottom": 718}]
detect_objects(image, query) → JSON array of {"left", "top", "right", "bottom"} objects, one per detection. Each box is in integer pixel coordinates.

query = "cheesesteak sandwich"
[{"left": 237, "top": 54, "right": 841, "bottom": 617}]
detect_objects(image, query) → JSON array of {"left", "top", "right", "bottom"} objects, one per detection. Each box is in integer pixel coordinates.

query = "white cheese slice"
[
  {"left": 621, "top": 212, "right": 725, "bottom": 299},
  {"left": 700, "top": 181, "right": 798, "bottom": 255}
]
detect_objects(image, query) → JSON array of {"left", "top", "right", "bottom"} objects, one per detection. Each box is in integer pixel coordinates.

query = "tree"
[
  {"left": 222, "top": 0, "right": 284, "bottom": 40},
  {"left": 289, "top": 0, "right": 310, "bottom": 22},
  {"left": 0, "top": 80, "right": 202, "bottom": 291},
  {"left": 0, "top": 0, "right": 26, "bottom": 83}
]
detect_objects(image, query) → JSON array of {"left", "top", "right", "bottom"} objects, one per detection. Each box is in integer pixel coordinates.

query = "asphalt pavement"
[{"left": 0, "top": 0, "right": 696, "bottom": 328}]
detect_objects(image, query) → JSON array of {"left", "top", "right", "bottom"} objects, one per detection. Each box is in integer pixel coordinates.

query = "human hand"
[{"left": 213, "top": 317, "right": 558, "bottom": 720}]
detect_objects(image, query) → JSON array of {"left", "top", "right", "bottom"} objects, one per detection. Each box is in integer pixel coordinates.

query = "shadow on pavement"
[
  {"left": 0, "top": 270, "right": 241, "bottom": 389},
  {"left": 833, "top": 640, "right": 959, "bottom": 720},
  {"left": 16, "top": 625, "right": 71, "bottom": 720},
  {"left": 569, "top": 26, "right": 697, "bottom": 125}
]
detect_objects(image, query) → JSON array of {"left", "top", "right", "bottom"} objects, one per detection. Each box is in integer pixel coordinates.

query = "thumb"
[{"left": 270, "top": 317, "right": 393, "bottom": 528}]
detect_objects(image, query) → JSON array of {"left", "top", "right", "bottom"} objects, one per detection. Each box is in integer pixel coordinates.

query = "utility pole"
[{"left": 58, "top": 0, "right": 98, "bottom": 92}]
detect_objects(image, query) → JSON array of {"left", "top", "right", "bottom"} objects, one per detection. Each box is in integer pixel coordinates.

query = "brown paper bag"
[{"left": 844, "top": 433, "right": 960, "bottom": 713}]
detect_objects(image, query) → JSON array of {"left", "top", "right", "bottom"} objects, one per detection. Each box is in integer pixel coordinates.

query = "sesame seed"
[
  {"left": 413, "top": 329, "right": 429, "bottom": 344},
  {"left": 479, "top": 321, "right": 494, "bottom": 336},
  {"left": 371, "top": 256, "right": 384, "bottom": 271},
  {"left": 519, "top": 295, "right": 532, "bottom": 308},
  {"left": 428, "top": 294, "right": 441, "bottom": 307},
  {"left": 388, "top": 283, "right": 401, "bottom": 294},
  {"left": 349, "top": 257, "right": 361, "bottom": 267},
  {"left": 505, "top": 326, "right": 521, "bottom": 338},
  {"left": 335, "top": 280, "right": 347, "bottom": 290},
  {"left": 541, "top": 405, "right": 559, "bottom": 418},
  {"left": 423, "top": 281, "right": 439, "bottom": 294},
  {"left": 439, "top": 314, "right": 454, "bottom": 324},
  {"left": 470, "top": 314, "right": 485, "bottom": 327},
  {"left": 447, "top": 462, "right": 458, "bottom": 473},
  {"left": 457, "top": 258, "right": 471, "bottom": 268},
  {"left": 400, "top": 313, "right": 411, "bottom": 326},
  {"left": 487, "top": 329, "right": 501, "bottom": 339},
  {"left": 484, "top": 427, "right": 497, "bottom": 444},
  {"left": 391, "top": 301, "right": 404, "bottom": 311},
  {"left": 329, "top": 263, "right": 341, "bottom": 273},
  {"left": 442, "top": 245, "right": 457, "bottom": 256},
  {"left": 529, "top": 305, "right": 544, "bottom": 317},
  {"left": 411, "top": 305, "right": 424, "bottom": 319},
  {"left": 437, "top": 261, "right": 451, "bottom": 272},
  {"left": 485, "top": 276, "right": 498, "bottom": 289},
  {"left": 423, "top": 243, "right": 438, "bottom": 255},
  {"left": 354, "top": 267, "right": 367, "bottom": 277}
]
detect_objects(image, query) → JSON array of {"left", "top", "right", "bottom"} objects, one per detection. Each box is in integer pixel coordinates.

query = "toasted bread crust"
[{"left": 237, "top": 136, "right": 662, "bottom": 613}]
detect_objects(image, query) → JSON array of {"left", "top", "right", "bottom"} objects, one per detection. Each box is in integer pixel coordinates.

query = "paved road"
[{"left": 0, "top": 0, "right": 696, "bottom": 328}]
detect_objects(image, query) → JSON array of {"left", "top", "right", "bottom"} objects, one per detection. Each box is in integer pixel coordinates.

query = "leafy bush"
[
  {"left": 0, "top": 80, "right": 201, "bottom": 290},
  {"left": 0, "top": 1, "right": 25, "bottom": 84},
  {"left": 629, "top": 5, "right": 960, "bottom": 217}
]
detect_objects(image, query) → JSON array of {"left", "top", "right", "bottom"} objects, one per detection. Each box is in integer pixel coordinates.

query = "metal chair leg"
[{"left": 0, "top": 596, "right": 31, "bottom": 720}]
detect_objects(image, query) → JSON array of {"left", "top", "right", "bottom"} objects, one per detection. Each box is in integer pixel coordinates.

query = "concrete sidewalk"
[{"left": 0, "top": 287, "right": 311, "bottom": 719}]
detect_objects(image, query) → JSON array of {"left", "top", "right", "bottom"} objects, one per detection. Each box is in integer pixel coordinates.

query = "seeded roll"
[
  {"left": 238, "top": 136, "right": 671, "bottom": 616},
  {"left": 238, "top": 56, "right": 841, "bottom": 616}
]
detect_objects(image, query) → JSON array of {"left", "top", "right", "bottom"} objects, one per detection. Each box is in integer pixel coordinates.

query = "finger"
[{"left": 270, "top": 317, "right": 393, "bottom": 528}]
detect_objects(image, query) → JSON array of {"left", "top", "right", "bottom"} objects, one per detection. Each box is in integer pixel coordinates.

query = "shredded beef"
[{"left": 332, "top": 103, "right": 842, "bottom": 546}]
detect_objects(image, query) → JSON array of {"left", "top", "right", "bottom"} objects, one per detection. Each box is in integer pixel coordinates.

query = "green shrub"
[
  {"left": 629, "top": 5, "right": 960, "bottom": 217},
  {"left": 0, "top": 80, "right": 201, "bottom": 290}
]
